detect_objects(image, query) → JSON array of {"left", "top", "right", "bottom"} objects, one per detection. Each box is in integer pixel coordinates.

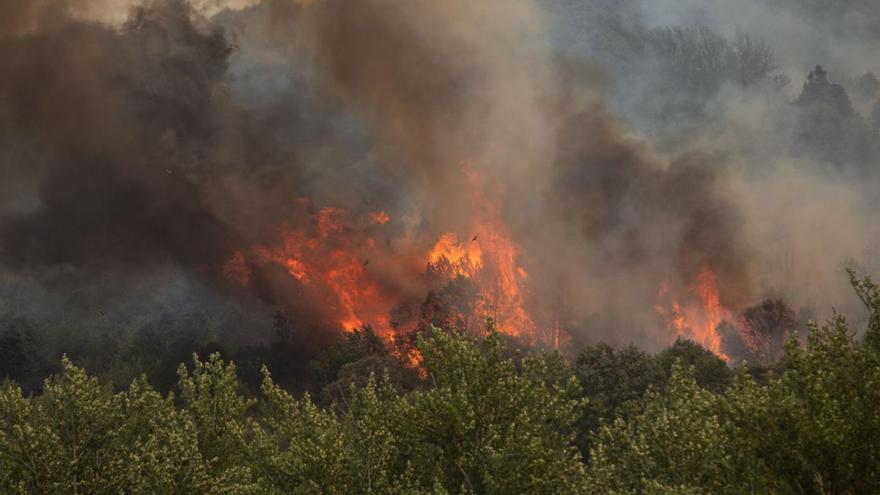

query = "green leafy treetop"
[
  {"left": 586, "top": 275, "right": 880, "bottom": 494},
  {"left": 3, "top": 273, "right": 880, "bottom": 493},
  {"left": 0, "top": 324, "right": 589, "bottom": 494},
  {"left": 848, "top": 267, "right": 880, "bottom": 351}
]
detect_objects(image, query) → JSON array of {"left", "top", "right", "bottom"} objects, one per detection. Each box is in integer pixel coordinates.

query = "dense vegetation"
[
  {"left": 1, "top": 273, "right": 879, "bottom": 494},
  {"left": 4, "top": 1, "right": 880, "bottom": 492}
]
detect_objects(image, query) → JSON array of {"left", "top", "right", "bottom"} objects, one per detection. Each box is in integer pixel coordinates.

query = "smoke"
[
  {"left": 0, "top": 1, "right": 237, "bottom": 267},
  {"left": 278, "top": 0, "right": 754, "bottom": 347},
  {"left": 1, "top": 0, "right": 878, "bottom": 361},
  {"left": 0, "top": 0, "right": 384, "bottom": 271},
  {"left": 636, "top": 0, "right": 880, "bottom": 80}
]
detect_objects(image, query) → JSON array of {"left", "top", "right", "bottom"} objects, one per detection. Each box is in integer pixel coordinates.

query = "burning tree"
[{"left": 725, "top": 298, "right": 798, "bottom": 366}]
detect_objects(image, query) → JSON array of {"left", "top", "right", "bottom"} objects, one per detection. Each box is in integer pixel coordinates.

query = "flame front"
[
  {"left": 656, "top": 265, "right": 732, "bottom": 359},
  {"left": 224, "top": 207, "right": 394, "bottom": 336},
  {"left": 226, "top": 182, "right": 733, "bottom": 357},
  {"left": 222, "top": 167, "right": 539, "bottom": 344},
  {"left": 425, "top": 168, "right": 535, "bottom": 338},
  {"left": 428, "top": 233, "right": 483, "bottom": 278}
]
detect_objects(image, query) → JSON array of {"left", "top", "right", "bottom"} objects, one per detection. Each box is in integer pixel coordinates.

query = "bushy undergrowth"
[{"left": 2, "top": 275, "right": 880, "bottom": 494}]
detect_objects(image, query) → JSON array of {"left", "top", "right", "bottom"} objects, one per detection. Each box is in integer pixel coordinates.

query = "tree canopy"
[{"left": 2, "top": 275, "right": 880, "bottom": 493}]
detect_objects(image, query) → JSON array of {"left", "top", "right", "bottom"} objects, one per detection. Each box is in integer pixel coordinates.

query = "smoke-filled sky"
[{"left": 2, "top": 0, "right": 879, "bottom": 355}]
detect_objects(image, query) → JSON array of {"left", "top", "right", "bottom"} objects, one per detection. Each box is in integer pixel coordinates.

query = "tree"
[
  {"left": 586, "top": 272, "right": 880, "bottom": 494},
  {"left": 418, "top": 276, "right": 482, "bottom": 335},
  {"left": 573, "top": 343, "right": 664, "bottom": 459},
  {"left": 655, "top": 338, "right": 732, "bottom": 393},
  {"left": 871, "top": 99, "right": 880, "bottom": 133},
  {"left": 308, "top": 325, "right": 419, "bottom": 406},
  {"left": 249, "top": 368, "right": 347, "bottom": 493},
  {"left": 402, "top": 328, "right": 588, "bottom": 493},
  {"left": 587, "top": 364, "right": 779, "bottom": 494},
  {"left": 4, "top": 274, "right": 880, "bottom": 493},
  {"left": 797, "top": 66, "right": 856, "bottom": 116},
  {"left": 642, "top": 26, "right": 776, "bottom": 94},
  {"left": 718, "top": 320, "right": 755, "bottom": 367},
  {"left": 739, "top": 299, "right": 797, "bottom": 366},
  {"left": 848, "top": 267, "right": 880, "bottom": 350},
  {"left": 176, "top": 353, "right": 256, "bottom": 491},
  {"left": 0, "top": 357, "right": 219, "bottom": 493},
  {"left": 795, "top": 65, "right": 877, "bottom": 170},
  {"left": 112, "top": 377, "right": 214, "bottom": 493},
  {"left": 855, "top": 71, "right": 880, "bottom": 99},
  {"left": 732, "top": 29, "right": 778, "bottom": 87},
  {"left": 0, "top": 320, "right": 47, "bottom": 393},
  {"left": 727, "top": 315, "right": 880, "bottom": 493}
]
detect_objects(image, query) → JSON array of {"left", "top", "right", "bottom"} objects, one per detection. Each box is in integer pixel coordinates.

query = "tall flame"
[
  {"left": 428, "top": 233, "right": 483, "bottom": 278},
  {"left": 224, "top": 167, "right": 538, "bottom": 345},
  {"left": 224, "top": 207, "right": 394, "bottom": 336},
  {"left": 425, "top": 168, "right": 535, "bottom": 338},
  {"left": 656, "top": 265, "right": 732, "bottom": 359}
]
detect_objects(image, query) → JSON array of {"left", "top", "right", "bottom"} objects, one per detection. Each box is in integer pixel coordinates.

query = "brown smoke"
[
  {"left": 267, "top": 0, "right": 753, "bottom": 347},
  {"left": 5, "top": 0, "right": 870, "bottom": 355}
]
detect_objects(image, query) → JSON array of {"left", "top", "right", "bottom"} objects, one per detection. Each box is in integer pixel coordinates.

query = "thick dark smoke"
[
  {"left": 0, "top": 0, "right": 392, "bottom": 272},
  {"left": 274, "top": 0, "right": 752, "bottom": 347},
  {"left": 1, "top": 0, "right": 878, "bottom": 370},
  {"left": 0, "top": 0, "right": 379, "bottom": 382},
  {"left": 0, "top": 0, "right": 239, "bottom": 268}
]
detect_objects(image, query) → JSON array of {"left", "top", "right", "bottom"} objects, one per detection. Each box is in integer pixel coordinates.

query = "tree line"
[{"left": 1, "top": 272, "right": 880, "bottom": 493}]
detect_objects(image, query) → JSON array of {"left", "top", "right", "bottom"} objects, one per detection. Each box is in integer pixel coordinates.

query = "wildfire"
[
  {"left": 656, "top": 265, "right": 732, "bottom": 360},
  {"left": 368, "top": 210, "right": 390, "bottom": 225},
  {"left": 224, "top": 207, "right": 394, "bottom": 336},
  {"left": 223, "top": 167, "right": 538, "bottom": 345},
  {"left": 224, "top": 174, "right": 737, "bottom": 359},
  {"left": 424, "top": 168, "right": 536, "bottom": 338},
  {"left": 225, "top": 168, "right": 737, "bottom": 360},
  {"left": 427, "top": 233, "right": 483, "bottom": 278}
]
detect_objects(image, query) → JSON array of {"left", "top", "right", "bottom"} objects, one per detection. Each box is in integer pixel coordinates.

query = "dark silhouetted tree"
[
  {"left": 656, "top": 338, "right": 732, "bottom": 393},
  {"left": 739, "top": 298, "right": 797, "bottom": 366},
  {"left": 795, "top": 65, "right": 877, "bottom": 170},
  {"left": 573, "top": 343, "right": 664, "bottom": 459}
]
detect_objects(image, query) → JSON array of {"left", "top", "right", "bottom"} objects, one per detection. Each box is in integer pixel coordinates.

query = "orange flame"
[
  {"left": 223, "top": 168, "right": 539, "bottom": 345},
  {"left": 427, "top": 233, "right": 483, "bottom": 277},
  {"left": 425, "top": 167, "right": 535, "bottom": 338},
  {"left": 224, "top": 207, "right": 394, "bottom": 336},
  {"left": 368, "top": 211, "right": 391, "bottom": 225},
  {"left": 656, "top": 265, "right": 732, "bottom": 360},
  {"left": 223, "top": 250, "right": 252, "bottom": 285}
]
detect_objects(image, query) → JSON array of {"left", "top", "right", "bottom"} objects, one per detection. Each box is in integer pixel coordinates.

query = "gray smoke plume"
[{"left": 1, "top": 0, "right": 878, "bottom": 361}]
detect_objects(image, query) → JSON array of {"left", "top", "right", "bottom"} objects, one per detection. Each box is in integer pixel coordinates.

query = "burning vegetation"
[
  {"left": 222, "top": 167, "right": 540, "bottom": 346},
  {"left": 1, "top": 0, "right": 869, "bottom": 367},
  {"left": 655, "top": 265, "right": 733, "bottom": 359},
  {"left": 5, "top": 0, "right": 880, "bottom": 492}
]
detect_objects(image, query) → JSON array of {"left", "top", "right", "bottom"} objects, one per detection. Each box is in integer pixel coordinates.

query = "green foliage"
[
  {"left": 0, "top": 357, "right": 220, "bottom": 493},
  {"left": 250, "top": 368, "right": 347, "bottom": 493},
  {"left": 587, "top": 364, "right": 779, "bottom": 494},
  {"left": 727, "top": 315, "right": 880, "bottom": 494},
  {"left": 656, "top": 338, "right": 732, "bottom": 393},
  {"left": 0, "top": 379, "right": 64, "bottom": 493},
  {"left": 176, "top": 354, "right": 257, "bottom": 492},
  {"left": 404, "top": 329, "right": 587, "bottom": 493},
  {"left": 0, "top": 322, "right": 48, "bottom": 393},
  {"left": 573, "top": 343, "right": 664, "bottom": 458},
  {"left": 0, "top": 328, "right": 587, "bottom": 494},
  {"left": 310, "top": 325, "right": 387, "bottom": 391},
  {"left": 3, "top": 274, "right": 880, "bottom": 493},
  {"left": 112, "top": 377, "right": 214, "bottom": 493},
  {"left": 310, "top": 326, "right": 419, "bottom": 407},
  {"left": 587, "top": 281, "right": 880, "bottom": 494},
  {"left": 848, "top": 267, "right": 880, "bottom": 350}
]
